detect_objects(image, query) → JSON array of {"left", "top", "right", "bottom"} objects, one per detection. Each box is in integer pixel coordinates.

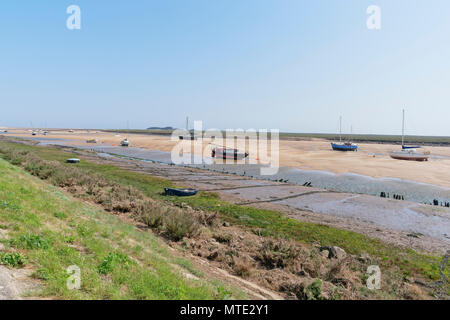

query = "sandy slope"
[{"left": 6, "top": 128, "right": 450, "bottom": 188}]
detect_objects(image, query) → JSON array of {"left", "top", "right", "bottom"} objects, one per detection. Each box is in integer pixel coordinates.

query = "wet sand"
[{"left": 4, "top": 128, "right": 450, "bottom": 188}]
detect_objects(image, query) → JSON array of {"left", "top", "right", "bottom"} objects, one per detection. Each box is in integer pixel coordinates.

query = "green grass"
[
  {"left": 0, "top": 157, "right": 244, "bottom": 299},
  {"left": 0, "top": 139, "right": 448, "bottom": 286}
]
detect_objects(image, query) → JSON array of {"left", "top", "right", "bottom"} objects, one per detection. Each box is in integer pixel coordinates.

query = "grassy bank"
[
  {"left": 0, "top": 157, "right": 241, "bottom": 299},
  {"left": 0, "top": 138, "right": 448, "bottom": 297}
]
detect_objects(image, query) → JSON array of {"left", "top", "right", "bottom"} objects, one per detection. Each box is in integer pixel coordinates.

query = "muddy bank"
[{"left": 20, "top": 136, "right": 450, "bottom": 206}]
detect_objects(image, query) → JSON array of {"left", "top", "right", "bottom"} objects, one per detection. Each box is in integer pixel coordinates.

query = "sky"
[{"left": 1, "top": 0, "right": 449, "bottom": 136}]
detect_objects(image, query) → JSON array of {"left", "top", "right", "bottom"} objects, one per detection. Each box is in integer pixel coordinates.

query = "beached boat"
[
  {"left": 331, "top": 116, "right": 358, "bottom": 151},
  {"left": 164, "top": 188, "right": 198, "bottom": 197},
  {"left": 389, "top": 110, "right": 429, "bottom": 161},
  {"left": 211, "top": 147, "right": 249, "bottom": 160},
  {"left": 178, "top": 135, "right": 198, "bottom": 140},
  {"left": 86, "top": 138, "right": 98, "bottom": 143},
  {"left": 120, "top": 138, "right": 129, "bottom": 147},
  {"left": 66, "top": 158, "right": 81, "bottom": 163}
]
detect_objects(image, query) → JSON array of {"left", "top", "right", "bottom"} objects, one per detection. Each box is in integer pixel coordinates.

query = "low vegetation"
[{"left": 0, "top": 155, "right": 242, "bottom": 299}]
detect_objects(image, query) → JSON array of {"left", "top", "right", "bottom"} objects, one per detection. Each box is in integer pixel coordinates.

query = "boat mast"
[
  {"left": 401, "top": 109, "right": 405, "bottom": 147},
  {"left": 186, "top": 116, "right": 189, "bottom": 131},
  {"left": 339, "top": 116, "right": 342, "bottom": 142}
]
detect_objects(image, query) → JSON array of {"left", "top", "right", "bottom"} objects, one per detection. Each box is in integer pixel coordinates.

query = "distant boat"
[
  {"left": 164, "top": 188, "right": 198, "bottom": 197},
  {"left": 86, "top": 138, "right": 98, "bottom": 143},
  {"left": 212, "top": 147, "right": 249, "bottom": 160},
  {"left": 178, "top": 116, "right": 198, "bottom": 140},
  {"left": 389, "top": 109, "right": 429, "bottom": 161},
  {"left": 120, "top": 138, "right": 129, "bottom": 147},
  {"left": 331, "top": 116, "right": 358, "bottom": 151},
  {"left": 120, "top": 121, "right": 130, "bottom": 146}
]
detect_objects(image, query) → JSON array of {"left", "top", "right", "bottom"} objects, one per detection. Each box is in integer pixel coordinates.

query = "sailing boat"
[
  {"left": 178, "top": 116, "right": 196, "bottom": 140},
  {"left": 389, "top": 109, "right": 429, "bottom": 161},
  {"left": 331, "top": 116, "right": 358, "bottom": 151}
]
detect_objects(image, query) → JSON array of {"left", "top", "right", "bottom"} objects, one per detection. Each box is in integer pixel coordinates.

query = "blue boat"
[
  {"left": 331, "top": 116, "right": 358, "bottom": 151},
  {"left": 331, "top": 142, "right": 358, "bottom": 151}
]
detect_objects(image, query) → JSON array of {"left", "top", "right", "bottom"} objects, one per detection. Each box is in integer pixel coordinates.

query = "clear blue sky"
[{"left": 1, "top": 0, "right": 449, "bottom": 135}]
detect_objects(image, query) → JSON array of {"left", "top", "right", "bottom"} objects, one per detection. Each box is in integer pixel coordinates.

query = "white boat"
[{"left": 389, "top": 109, "right": 430, "bottom": 161}]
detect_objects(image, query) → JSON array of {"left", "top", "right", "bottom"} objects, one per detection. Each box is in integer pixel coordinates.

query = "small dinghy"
[
  {"left": 120, "top": 138, "right": 129, "bottom": 147},
  {"left": 164, "top": 188, "right": 198, "bottom": 197},
  {"left": 389, "top": 149, "right": 429, "bottom": 161},
  {"left": 331, "top": 116, "right": 358, "bottom": 151},
  {"left": 66, "top": 158, "right": 81, "bottom": 163},
  {"left": 211, "top": 147, "right": 249, "bottom": 160}
]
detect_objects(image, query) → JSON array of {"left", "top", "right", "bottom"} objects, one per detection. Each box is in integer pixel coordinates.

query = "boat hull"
[
  {"left": 164, "top": 188, "right": 198, "bottom": 197},
  {"left": 212, "top": 148, "right": 249, "bottom": 160},
  {"left": 331, "top": 143, "right": 358, "bottom": 151},
  {"left": 389, "top": 153, "right": 429, "bottom": 161}
]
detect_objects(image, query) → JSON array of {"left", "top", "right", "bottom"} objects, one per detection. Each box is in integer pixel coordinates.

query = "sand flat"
[{"left": 5, "top": 128, "right": 450, "bottom": 188}]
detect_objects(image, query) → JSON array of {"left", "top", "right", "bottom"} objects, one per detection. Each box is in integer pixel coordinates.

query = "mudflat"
[{"left": 5, "top": 128, "right": 450, "bottom": 188}]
